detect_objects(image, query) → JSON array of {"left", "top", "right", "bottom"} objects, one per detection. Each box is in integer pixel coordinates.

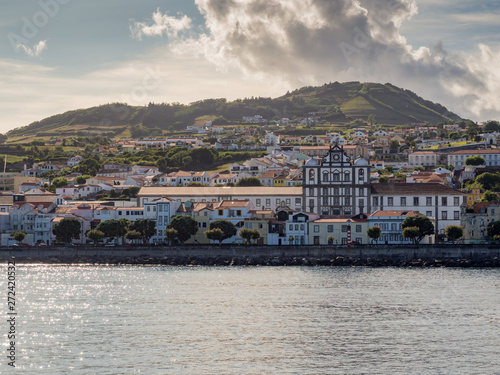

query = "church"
[{"left": 302, "top": 144, "right": 371, "bottom": 216}]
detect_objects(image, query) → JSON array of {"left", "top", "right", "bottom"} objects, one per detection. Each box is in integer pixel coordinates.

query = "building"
[
  {"left": 309, "top": 215, "right": 369, "bottom": 245},
  {"left": 302, "top": 145, "right": 371, "bottom": 216},
  {"left": 448, "top": 149, "right": 500, "bottom": 169},
  {"left": 368, "top": 210, "right": 435, "bottom": 244},
  {"left": 461, "top": 201, "right": 500, "bottom": 243},
  {"left": 137, "top": 186, "right": 303, "bottom": 212},
  {"left": 370, "top": 183, "right": 466, "bottom": 237},
  {"left": 408, "top": 151, "right": 438, "bottom": 167}
]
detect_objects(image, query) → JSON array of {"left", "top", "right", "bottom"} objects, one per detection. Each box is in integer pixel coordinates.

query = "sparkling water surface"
[{"left": 3, "top": 265, "right": 500, "bottom": 374}]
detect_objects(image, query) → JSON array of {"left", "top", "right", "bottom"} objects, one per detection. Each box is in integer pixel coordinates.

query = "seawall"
[{"left": 2, "top": 244, "right": 500, "bottom": 267}]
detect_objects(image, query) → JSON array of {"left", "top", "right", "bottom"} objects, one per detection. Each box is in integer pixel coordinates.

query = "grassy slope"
[{"left": 6, "top": 82, "right": 462, "bottom": 141}]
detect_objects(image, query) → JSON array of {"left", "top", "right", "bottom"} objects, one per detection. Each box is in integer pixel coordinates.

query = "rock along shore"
[{"left": 2, "top": 244, "right": 500, "bottom": 267}]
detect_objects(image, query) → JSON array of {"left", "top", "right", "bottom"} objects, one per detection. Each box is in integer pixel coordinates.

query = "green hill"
[{"left": 7, "top": 82, "right": 462, "bottom": 140}]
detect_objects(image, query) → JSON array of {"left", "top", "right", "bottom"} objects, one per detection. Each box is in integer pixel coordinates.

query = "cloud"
[
  {"left": 164, "top": 0, "right": 500, "bottom": 121},
  {"left": 17, "top": 40, "right": 47, "bottom": 57},
  {"left": 130, "top": 8, "right": 192, "bottom": 40}
]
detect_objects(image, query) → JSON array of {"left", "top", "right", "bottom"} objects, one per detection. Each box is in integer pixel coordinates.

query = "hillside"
[{"left": 7, "top": 82, "right": 462, "bottom": 140}]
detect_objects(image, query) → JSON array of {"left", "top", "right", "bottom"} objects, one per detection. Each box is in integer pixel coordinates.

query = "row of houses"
[{"left": 0, "top": 189, "right": 436, "bottom": 246}]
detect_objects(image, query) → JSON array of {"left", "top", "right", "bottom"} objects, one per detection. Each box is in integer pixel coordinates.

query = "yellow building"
[{"left": 467, "top": 188, "right": 483, "bottom": 206}]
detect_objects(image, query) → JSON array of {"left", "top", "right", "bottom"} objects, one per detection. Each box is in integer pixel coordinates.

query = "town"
[{"left": 1, "top": 118, "right": 499, "bottom": 247}]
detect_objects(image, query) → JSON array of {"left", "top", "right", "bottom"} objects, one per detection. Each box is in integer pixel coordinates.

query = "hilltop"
[{"left": 7, "top": 82, "right": 462, "bottom": 141}]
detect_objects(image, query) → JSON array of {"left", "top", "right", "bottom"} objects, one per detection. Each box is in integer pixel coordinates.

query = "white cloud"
[
  {"left": 130, "top": 8, "right": 192, "bottom": 40},
  {"left": 164, "top": 0, "right": 500, "bottom": 121},
  {"left": 17, "top": 40, "right": 47, "bottom": 57}
]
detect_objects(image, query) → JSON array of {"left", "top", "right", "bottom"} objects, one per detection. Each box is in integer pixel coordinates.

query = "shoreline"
[{"left": 2, "top": 244, "right": 500, "bottom": 267}]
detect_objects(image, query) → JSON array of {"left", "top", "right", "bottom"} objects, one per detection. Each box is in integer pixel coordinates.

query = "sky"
[{"left": 1, "top": 0, "right": 499, "bottom": 133}]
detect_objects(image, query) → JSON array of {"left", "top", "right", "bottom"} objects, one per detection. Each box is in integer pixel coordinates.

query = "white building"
[
  {"left": 370, "top": 183, "right": 466, "bottom": 237},
  {"left": 137, "top": 186, "right": 303, "bottom": 212},
  {"left": 448, "top": 149, "right": 500, "bottom": 169},
  {"left": 368, "top": 210, "right": 435, "bottom": 244},
  {"left": 408, "top": 151, "right": 438, "bottom": 167}
]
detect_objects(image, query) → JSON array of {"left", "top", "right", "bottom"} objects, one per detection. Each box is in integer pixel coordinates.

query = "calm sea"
[{"left": 3, "top": 265, "right": 500, "bottom": 374}]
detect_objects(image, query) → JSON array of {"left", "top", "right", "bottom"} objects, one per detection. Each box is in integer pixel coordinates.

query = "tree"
[
  {"left": 51, "top": 177, "right": 69, "bottom": 188},
  {"left": 483, "top": 120, "right": 499, "bottom": 133},
  {"left": 96, "top": 219, "right": 122, "bottom": 244},
  {"left": 117, "top": 218, "right": 131, "bottom": 244},
  {"left": 164, "top": 228, "right": 178, "bottom": 246},
  {"left": 167, "top": 216, "right": 198, "bottom": 244},
  {"left": 76, "top": 176, "right": 87, "bottom": 184},
  {"left": 239, "top": 228, "right": 260, "bottom": 244},
  {"left": 209, "top": 219, "right": 237, "bottom": 242},
  {"left": 205, "top": 228, "right": 224, "bottom": 244},
  {"left": 481, "top": 190, "right": 500, "bottom": 202},
  {"left": 378, "top": 176, "right": 389, "bottom": 183},
  {"left": 52, "top": 218, "right": 82, "bottom": 243},
  {"left": 12, "top": 231, "right": 26, "bottom": 244},
  {"left": 75, "top": 156, "right": 101, "bottom": 176},
  {"left": 402, "top": 226, "right": 420, "bottom": 244},
  {"left": 401, "top": 215, "right": 435, "bottom": 244},
  {"left": 125, "top": 230, "right": 142, "bottom": 244},
  {"left": 465, "top": 155, "right": 486, "bottom": 166},
  {"left": 445, "top": 225, "right": 463, "bottom": 243},
  {"left": 130, "top": 219, "right": 157, "bottom": 244},
  {"left": 250, "top": 229, "right": 261, "bottom": 244},
  {"left": 487, "top": 221, "right": 500, "bottom": 238},
  {"left": 367, "top": 226, "right": 381, "bottom": 244},
  {"left": 87, "top": 229, "right": 104, "bottom": 245},
  {"left": 186, "top": 182, "right": 205, "bottom": 187},
  {"left": 236, "top": 177, "right": 263, "bottom": 186}
]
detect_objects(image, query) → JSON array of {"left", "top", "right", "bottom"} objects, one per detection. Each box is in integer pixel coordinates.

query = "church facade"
[{"left": 302, "top": 144, "right": 371, "bottom": 216}]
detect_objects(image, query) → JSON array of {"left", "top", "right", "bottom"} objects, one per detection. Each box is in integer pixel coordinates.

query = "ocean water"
[{"left": 2, "top": 265, "right": 500, "bottom": 374}]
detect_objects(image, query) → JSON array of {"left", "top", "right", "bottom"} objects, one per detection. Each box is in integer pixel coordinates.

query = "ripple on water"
[{"left": 3, "top": 265, "right": 499, "bottom": 374}]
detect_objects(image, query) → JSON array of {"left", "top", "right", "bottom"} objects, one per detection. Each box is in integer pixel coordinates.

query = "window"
[
  {"left": 295, "top": 224, "right": 299, "bottom": 231},
  {"left": 266, "top": 199, "right": 270, "bottom": 206},
  {"left": 442, "top": 211, "right": 447, "bottom": 220},
  {"left": 359, "top": 199, "right": 364, "bottom": 207},
  {"left": 373, "top": 197, "right": 379, "bottom": 206},
  {"left": 344, "top": 172, "right": 350, "bottom": 181},
  {"left": 256, "top": 199, "right": 261, "bottom": 205},
  {"left": 323, "top": 187, "right": 328, "bottom": 195},
  {"left": 442, "top": 197, "right": 448, "bottom": 206},
  {"left": 426, "top": 197, "right": 432, "bottom": 206},
  {"left": 309, "top": 188, "right": 314, "bottom": 195},
  {"left": 356, "top": 225, "right": 362, "bottom": 233},
  {"left": 333, "top": 197, "right": 339, "bottom": 205},
  {"left": 333, "top": 172, "right": 340, "bottom": 182},
  {"left": 345, "top": 197, "right": 351, "bottom": 205},
  {"left": 345, "top": 187, "right": 350, "bottom": 195},
  {"left": 328, "top": 225, "right": 333, "bottom": 232},
  {"left": 323, "top": 172, "right": 329, "bottom": 182},
  {"left": 236, "top": 210, "right": 241, "bottom": 216},
  {"left": 388, "top": 197, "right": 393, "bottom": 206},
  {"left": 202, "top": 222, "right": 207, "bottom": 228},
  {"left": 289, "top": 224, "right": 293, "bottom": 231},
  {"left": 413, "top": 197, "right": 419, "bottom": 206},
  {"left": 276, "top": 199, "right": 280, "bottom": 205},
  {"left": 401, "top": 197, "right": 406, "bottom": 206},
  {"left": 358, "top": 188, "right": 364, "bottom": 196},
  {"left": 314, "top": 225, "right": 319, "bottom": 233},
  {"left": 391, "top": 223, "right": 397, "bottom": 231},
  {"left": 295, "top": 198, "right": 301, "bottom": 205},
  {"left": 454, "top": 197, "right": 460, "bottom": 206},
  {"left": 426, "top": 211, "right": 432, "bottom": 217},
  {"left": 218, "top": 210, "right": 223, "bottom": 215},
  {"left": 309, "top": 169, "right": 315, "bottom": 181},
  {"left": 286, "top": 199, "right": 291, "bottom": 205},
  {"left": 454, "top": 211, "right": 459, "bottom": 220},
  {"left": 334, "top": 187, "right": 339, "bottom": 195},
  {"left": 323, "top": 197, "right": 328, "bottom": 205},
  {"left": 341, "top": 225, "right": 348, "bottom": 232},
  {"left": 158, "top": 205, "right": 163, "bottom": 212}
]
